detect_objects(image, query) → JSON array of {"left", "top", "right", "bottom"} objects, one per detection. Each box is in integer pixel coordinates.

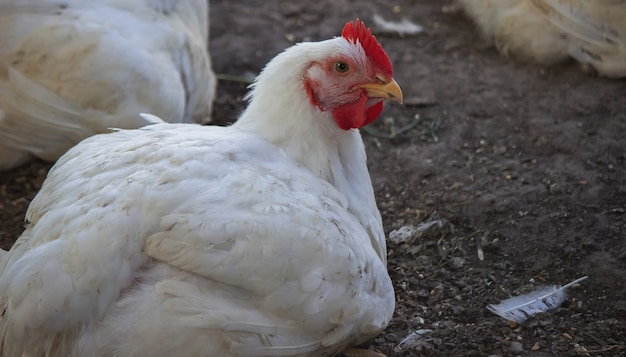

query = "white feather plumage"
[
  {"left": 0, "top": 27, "right": 397, "bottom": 356},
  {"left": 0, "top": 0, "right": 216, "bottom": 170},
  {"left": 457, "top": 0, "right": 626, "bottom": 77},
  {"left": 487, "top": 276, "right": 588, "bottom": 323}
]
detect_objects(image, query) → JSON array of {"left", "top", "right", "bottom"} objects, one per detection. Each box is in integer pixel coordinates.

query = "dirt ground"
[{"left": 1, "top": 1, "right": 624, "bottom": 356}]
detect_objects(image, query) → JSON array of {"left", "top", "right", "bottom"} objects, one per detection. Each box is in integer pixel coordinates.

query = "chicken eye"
[{"left": 334, "top": 62, "right": 349, "bottom": 73}]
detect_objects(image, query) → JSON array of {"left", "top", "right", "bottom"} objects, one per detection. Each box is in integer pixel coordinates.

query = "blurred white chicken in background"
[
  {"left": 0, "top": 0, "right": 216, "bottom": 170},
  {"left": 455, "top": 0, "right": 626, "bottom": 77},
  {"left": 0, "top": 19, "right": 400, "bottom": 357}
]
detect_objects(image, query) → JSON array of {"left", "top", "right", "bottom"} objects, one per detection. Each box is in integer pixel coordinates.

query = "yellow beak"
[{"left": 356, "top": 77, "right": 403, "bottom": 104}]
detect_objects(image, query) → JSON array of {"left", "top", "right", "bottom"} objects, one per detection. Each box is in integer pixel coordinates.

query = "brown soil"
[{"left": 1, "top": 1, "right": 624, "bottom": 356}]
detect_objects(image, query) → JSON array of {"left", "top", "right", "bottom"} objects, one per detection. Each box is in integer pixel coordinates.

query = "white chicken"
[
  {"left": 0, "top": 19, "right": 402, "bottom": 357},
  {"left": 0, "top": 0, "right": 216, "bottom": 170},
  {"left": 456, "top": 0, "right": 626, "bottom": 77}
]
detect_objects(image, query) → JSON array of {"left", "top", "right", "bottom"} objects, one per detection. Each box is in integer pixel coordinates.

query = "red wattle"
[
  {"left": 331, "top": 93, "right": 383, "bottom": 130},
  {"left": 364, "top": 101, "right": 383, "bottom": 127}
]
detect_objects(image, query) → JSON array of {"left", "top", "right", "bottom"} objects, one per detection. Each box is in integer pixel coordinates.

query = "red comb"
[{"left": 341, "top": 19, "right": 393, "bottom": 75}]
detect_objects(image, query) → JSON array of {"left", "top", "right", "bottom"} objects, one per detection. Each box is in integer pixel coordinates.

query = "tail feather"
[
  {"left": 0, "top": 65, "right": 100, "bottom": 162},
  {"left": 0, "top": 65, "right": 163, "bottom": 167}
]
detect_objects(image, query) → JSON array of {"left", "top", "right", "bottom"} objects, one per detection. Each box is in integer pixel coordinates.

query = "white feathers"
[
  {"left": 456, "top": 0, "right": 626, "bottom": 77},
  {"left": 487, "top": 276, "right": 588, "bottom": 323},
  {"left": 0, "top": 0, "right": 216, "bottom": 170},
  {"left": 0, "top": 30, "right": 397, "bottom": 356},
  {"left": 0, "top": 123, "right": 395, "bottom": 356}
]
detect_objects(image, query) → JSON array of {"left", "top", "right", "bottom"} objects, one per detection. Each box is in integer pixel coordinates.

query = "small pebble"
[
  {"left": 563, "top": 333, "right": 572, "bottom": 341},
  {"left": 450, "top": 256, "right": 465, "bottom": 269},
  {"left": 531, "top": 342, "right": 541, "bottom": 351},
  {"left": 549, "top": 183, "right": 563, "bottom": 194},
  {"left": 509, "top": 341, "right": 523, "bottom": 353}
]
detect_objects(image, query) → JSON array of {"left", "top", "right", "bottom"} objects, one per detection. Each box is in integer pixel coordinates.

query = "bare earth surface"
[{"left": 1, "top": 1, "right": 624, "bottom": 356}]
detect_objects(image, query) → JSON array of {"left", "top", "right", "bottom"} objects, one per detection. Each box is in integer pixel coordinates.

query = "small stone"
[
  {"left": 493, "top": 145, "right": 507, "bottom": 155},
  {"left": 510, "top": 341, "right": 524, "bottom": 353},
  {"left": 562, "top": 333, "right": 573, "bottom": 341},
  {"left": 450, "top": 256, "right": 465, "bottom": 269},
  {"left": 549, "top": 183, "right": 563, "bottom": 195},
  {"left": 531, "top": 342, "right": 541, "bottom": 351}
]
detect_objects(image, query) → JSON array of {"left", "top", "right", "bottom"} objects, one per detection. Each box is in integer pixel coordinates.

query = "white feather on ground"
[
  {"left": 372, "top": 15, "right": 424, "bottom": 36},
  {"left": 487, "top": 276, "right": 588, "bottom": 324},
  {"left": 394, "top": 329, "right": 433, "bottom": 353}
]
